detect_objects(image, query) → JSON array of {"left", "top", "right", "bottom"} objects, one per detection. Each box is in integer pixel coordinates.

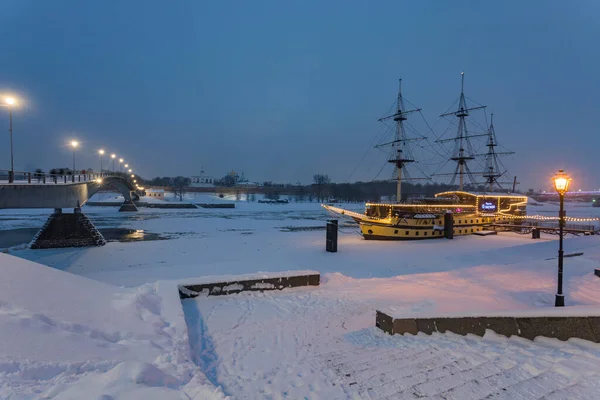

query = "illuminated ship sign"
[{"left": 479, "top": 198, "right": 498, "bottom": 213}]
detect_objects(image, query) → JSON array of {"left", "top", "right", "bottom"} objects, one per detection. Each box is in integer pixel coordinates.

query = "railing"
[{"left": 0, "top": 170, "right": 123, "bottom": 185}]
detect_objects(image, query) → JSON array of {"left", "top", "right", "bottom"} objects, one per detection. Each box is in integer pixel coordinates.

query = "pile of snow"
[{"left": 0, "top": 253, "right": 225, "bottom": 399}]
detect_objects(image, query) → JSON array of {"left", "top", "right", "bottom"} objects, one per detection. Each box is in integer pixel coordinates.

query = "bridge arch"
[{"left": 86, "top": 176, "right": 139, "bottom": 204}]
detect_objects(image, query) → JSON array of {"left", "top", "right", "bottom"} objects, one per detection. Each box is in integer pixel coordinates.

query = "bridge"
[
  {"left": 0, "top": 170, "right": 139, "bottom": 210},
  {"left": 0, "top": 170, "right": 142, "bottom": 249},
  {"left": 531, "top": 190, "right": 600, "bottom": 203}
]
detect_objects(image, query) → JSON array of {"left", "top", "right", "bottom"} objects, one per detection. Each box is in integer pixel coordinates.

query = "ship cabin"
[
  {"left": 364, "top": 191, "right": 527, "bottom": 220},
  {"left": 434, "top": 191, "right": 528, "bottom": 216}
]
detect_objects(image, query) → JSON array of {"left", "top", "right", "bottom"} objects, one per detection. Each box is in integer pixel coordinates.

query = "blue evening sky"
[{"left": 0, "top": 0, "right": 598, "bottom": 190}]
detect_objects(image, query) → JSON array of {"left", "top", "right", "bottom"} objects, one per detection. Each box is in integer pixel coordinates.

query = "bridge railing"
[{"left": 0, "top": 170, "right": 125, "bottom": 185}]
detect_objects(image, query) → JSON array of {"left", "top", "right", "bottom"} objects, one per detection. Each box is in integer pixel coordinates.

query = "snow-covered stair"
[{"left": 322, "top": 330, "right": 600, "bottom": 399}]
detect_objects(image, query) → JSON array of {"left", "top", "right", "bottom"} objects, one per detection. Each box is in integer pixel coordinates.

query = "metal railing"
[{"left": 0, "top": 170, "right": 124, "bottom": 185}]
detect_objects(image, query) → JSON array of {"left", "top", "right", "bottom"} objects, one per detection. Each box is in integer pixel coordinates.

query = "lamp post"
[
  {"left": 70, "top": 141, "right": 78, "bottom": 182},
  {"left": 119, "top": 158, "right": 124, "bottom": 173},
  {"left": 99, "top": 149, "right": 105, "bottom": 176},
  {"left": 553, "top": 169, "right": 572, "bottom": 307},
  {"left": 111, "top": 154, "right": 116, "bottom": 173},
  {"left": 4, "top": 97, "right": 15, "bottom": 183}
]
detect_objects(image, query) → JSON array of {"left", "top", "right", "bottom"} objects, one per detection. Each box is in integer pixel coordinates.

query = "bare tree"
[
  {"left": 170, "top": 176, "right": 190, "bottom": 202},
  {"left": 313, "top": 174, "right": 331, "bottom": 202}
]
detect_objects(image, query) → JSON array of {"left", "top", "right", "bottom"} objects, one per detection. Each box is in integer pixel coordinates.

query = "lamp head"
[{"left": 553, "top": 169, "right": 572, "bottom": 195}]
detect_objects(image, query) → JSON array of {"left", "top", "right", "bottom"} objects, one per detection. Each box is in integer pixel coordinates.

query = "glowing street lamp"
[
  {"left": 119, "top": 158, "right": 124, "bottom": 173},
  {"left": 124, "top": 164, "right": 128, "bottom": 168},
  {"left": 553, "top": 169, "right": 572, "bottom": 307},
  {"left": 111, "top": 154, "right": 116, "bottom": 172},
  {"left": 99, "top": 149, "right": 105, "bottom": 175},
  {"left": 70, "top": 141, "right": 79, "bottom": 182},
  {"left": 131, "top": 174, "right": 134, "bottom": 178},
  {"left": 3, "top": 97, "right": 17, "bottom": 183}
]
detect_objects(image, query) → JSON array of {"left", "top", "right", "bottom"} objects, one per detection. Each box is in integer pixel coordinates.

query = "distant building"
[
  {"left": 145, "top": 188, "right": 165, "bottom": 199},
  {"left": 190, "top": 167, "right": 215, "bottom": 188}
]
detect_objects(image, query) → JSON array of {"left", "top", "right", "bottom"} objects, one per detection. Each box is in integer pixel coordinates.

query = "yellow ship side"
[{"left": 359, "top": 214, "right": 498, "bottom": 240}]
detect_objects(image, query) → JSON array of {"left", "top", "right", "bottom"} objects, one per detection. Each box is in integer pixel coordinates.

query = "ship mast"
[
  {"left": 481, "top": 113, "right": 515, "bottom": 191},
  {"left": 376, "top": 79, "right": 423, "bottom": 202},
  {"left": 436, "top": 72, "right": 487, "bottom": 190}
]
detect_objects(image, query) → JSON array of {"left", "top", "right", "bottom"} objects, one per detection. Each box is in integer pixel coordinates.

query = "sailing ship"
[{"left": 323, "top": 73, "right": 528, "bottom": 240}]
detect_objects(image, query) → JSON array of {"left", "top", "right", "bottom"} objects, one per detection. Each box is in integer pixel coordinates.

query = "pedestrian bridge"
[{"left": 0, "top": 175, "right": 139, "bottom": 209}]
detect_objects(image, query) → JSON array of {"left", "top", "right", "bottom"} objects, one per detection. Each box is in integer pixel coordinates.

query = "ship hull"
[{"left": 359, "top": 214, "right": 493, "bottom": 240}]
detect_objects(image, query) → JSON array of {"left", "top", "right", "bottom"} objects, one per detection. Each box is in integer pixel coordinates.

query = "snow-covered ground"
[{"left": 1, "top": 198, "right": 600, "bottom": 398}]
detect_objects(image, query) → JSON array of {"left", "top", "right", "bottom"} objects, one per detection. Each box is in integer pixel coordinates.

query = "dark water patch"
[
  {"left": 0, "top": 228, "right": 39, "bottom": 248},
  {"left": 0, "top": 227, "right": 167, "bottom": 248},
  {"left": 100, "top": 228, "right": 168, "bottom": 243}
]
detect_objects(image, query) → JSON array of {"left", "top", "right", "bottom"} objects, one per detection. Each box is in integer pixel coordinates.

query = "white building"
[
  {"left": 190, "top": 167, "right": 215, "bottom": 188},
  {"left": 145, "top": 188, "right": 165, "bottom": 199}
]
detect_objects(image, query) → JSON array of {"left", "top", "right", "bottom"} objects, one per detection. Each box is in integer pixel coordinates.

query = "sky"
[{"left": 0, "top": 0, "right": 598, "bottom": 191}]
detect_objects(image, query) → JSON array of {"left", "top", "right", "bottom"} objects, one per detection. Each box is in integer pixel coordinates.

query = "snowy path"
[{"left": 186, "top": 289, "right": 600, "bottom": 400}]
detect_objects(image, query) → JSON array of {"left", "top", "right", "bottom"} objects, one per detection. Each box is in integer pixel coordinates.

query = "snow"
[
  {"left": 3, "top": 198, "right": 600, "bottom": 398},
  {"left": 184, "top": 287, "right": 600, "bottom": 399},
  {"left": 0, "top": 253, "right": 225, "bottom": 399}
]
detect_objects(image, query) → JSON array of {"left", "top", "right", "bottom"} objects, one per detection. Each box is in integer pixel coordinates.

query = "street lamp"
[
  {"left": 553, "top": 169, "right": 572, "bottom": 307},
  {"left": 128, "top": 169, "right": 132, "bottom": 173},
  {"left": 4, "top": 97, "right": 16, "bottom": 183},
  {"left": 124, "top": 164, "right": 128, "bottom": 169},
  {"left": 70, "top": 141, "right": 78, "bottom": 182},
  {"left": 131, "top": 174, "right": 134, "bottom": 178},
  {"left": 119, "top": 158, "right": 124, "bottom": 173},
  {"left": 99, "top": 149, "right": 105, "bottom": 175},
  {"left": 111, "top": 154, "right": 116, "bottom": 172}
]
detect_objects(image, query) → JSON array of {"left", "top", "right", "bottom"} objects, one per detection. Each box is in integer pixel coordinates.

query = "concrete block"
[
  {"left": 375, "top": 311, "right": 393, "bottom": 335},
  {"left": 584, "top": 317, "right": 600, "bottom": 343},
  {"left": 179, "top": 273, "right": 321, "bottom": 299},
  {"left": 434, "top": 317, "right": 486, "bottom": 336},
  {"left": 415, "top": 319, "right": 436, "bottom": 335},
  {"left": 480, "top": 317, "right": 519, "bottom": 338},
  {"left": 392, "top": 318, "right": 418, "bottom": 335},
  {"left": 516, "top": 317, "right": 596, "bottom": 342},
  {"left": 307, "top": 274, "right": 320, "bottom": 286}
]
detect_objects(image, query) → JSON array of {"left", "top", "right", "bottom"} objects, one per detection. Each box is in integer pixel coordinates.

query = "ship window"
[
  {"left": 415, "top": 231, "right": 419, "bottom": 236},
  {"left": 471, "top": 220, "right": 473, "bottom": 223},
  {"left": 459, "top": 220, "right": 462, "bottom": 224},
  {"left": 394, "top": 230, "right": 398, "bottom": 234},
  {"left": 405, "top": 231, "right": 409, "bottom": 235},
  {"left": 471, "top": 229, "right": 474, "bottom": 232},
  {"left": 424, "top": 232, "right": 428, "bottom": 236},
  {"left": 476, "top": 219, "right": 479, "bottom": 223},
  {"left": 459, "top": 230, "right": 462, "bottom": 233}
]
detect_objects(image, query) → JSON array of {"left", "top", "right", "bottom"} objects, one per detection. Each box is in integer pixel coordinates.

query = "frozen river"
[{"left": 2, "top": 198, "right": 600, "bottom": 398}]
